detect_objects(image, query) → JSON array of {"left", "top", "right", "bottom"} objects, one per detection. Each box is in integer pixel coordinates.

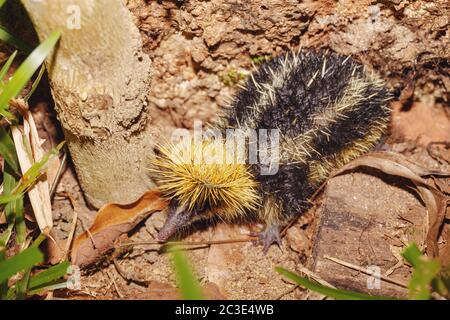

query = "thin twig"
[
  {"left": 106, "top": 270, "right": 124, "bottom": 299},
  {"left": 324, "top": 255, "right": 408, "bottom": 288},
  {"left": 61, "top": 192, "right": 78, "bottom": 261},
  {"left": 427, "top": 141, "right": 450, "bottom": 166},
  {"left": 50, "top": 148, "right": 67, "bottom": 198},
  {"left": 275, "top": 285, "right": 298, "bottom": 300},
  {"left": 297, "top": 265, "right": 337, "bottom": 289},
  {"left": 118, "top": 237, "right": 257, "bottom": 248},
  {"left": 280, "top": 217, "right": 298, "bottom": 237},
  {"left": 47, "top": 232, "right": 65, "bottom": 255},
  {"left": 78, "top": 216, "right": 97, "bottom": 249}
]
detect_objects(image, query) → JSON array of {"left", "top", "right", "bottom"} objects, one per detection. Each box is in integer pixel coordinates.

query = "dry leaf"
[
  {"left": 11, "top": 101, "right": 53, "bottom": 234},
  {"left": 328, "top": 151, "right": 450, "bottom": 259},
  {"left": 71, "top": 189, "right": 168, "bottom": 267},
  {"left": 30, "top": 103, "right": 62, "bottom": 186}
]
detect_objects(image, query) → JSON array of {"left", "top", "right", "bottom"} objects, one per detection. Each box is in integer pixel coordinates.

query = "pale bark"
[{"left": 21, "top": 0, "right": 155, "bottom": 208}]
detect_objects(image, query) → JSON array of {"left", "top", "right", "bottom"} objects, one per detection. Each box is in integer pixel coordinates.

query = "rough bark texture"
[{"left": 21, "top": 0, "right": 154, "bottom": 208}]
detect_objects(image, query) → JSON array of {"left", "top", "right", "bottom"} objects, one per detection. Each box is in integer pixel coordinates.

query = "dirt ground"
[{"left": 13, "top": 0, "right": 450, "bottom": 299}]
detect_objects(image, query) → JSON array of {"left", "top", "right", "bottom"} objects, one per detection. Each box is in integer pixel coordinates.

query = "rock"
[
  {"left": 203, "top": 22, "right": 228, "bottom": 47},
  {"left": 310, "top": 170, "right": 428, "bottom": 298}
]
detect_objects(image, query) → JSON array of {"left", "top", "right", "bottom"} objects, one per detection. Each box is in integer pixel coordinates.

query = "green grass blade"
[
  {"left": 0, "top": 0, "right": 6, "bottom": 9},
  {"left": 1, "top": 162, "right": 24, "bottom": 252},
  {"left": 17, "top": 141, "right": 64, "bottom": 192},
  {"left": 15, "top": 268, "right": 30, "bottom": 300},
  {"left": 0, "top": 174, "right": 14, "bottom": 298},
  {"left": 14, "top": 193, "right": 25, "bottom": 245},
  {"left": 2, "top": 168, "right": 17, "bottom": 222},
  {"left": 0, "top": 50, "right": 17, "bottom": 81},
  {"left": 28, "top": 261, "right": 70, "bottom": 289},
  {"left": 0, "top": 26, "right": 32, "bottom": 53},
  {"left": 0, "top": 126, "right": 19, "bottom": 174},
  {"left": 0, "top": 141, "right": 64, "bottom": 205},
  {"left": 0, "top": 250, "right": 7, "bottom": 298},
  {"left": 28, "top": 261, "right": 70, "bottom": 291},
  {"left": 24, "top": 64, "right": 45, "bottom": 101},
  {"left": 30, "top": 233, "right": 47, "bottom": 248},
  {"left": 0, "top": 225, "right": 13, "bottom": 251},
  {"left": 1, "top": 166, "right": 25, "bottom": 245},
  {"left": 0, "top": 31, "right": 60, "bottom": 118},
  {"left": 0, "top": 193, "right": 22, "bottom": 205},
  {"left": 15, "top": 141, "right": 64, "bottom": 193},
  {"left": 275, "top": 267, "right": 395, "bottom": 300},
  {"left": 0, "top": 221, "right": 13, "bottom": 253},
  {"left": 27, "top": 280, "right": 68, "bottom": 296},
  {"left": 0, "top": 246, "right": 43, "bottom": 284},
  {"left": 5, "top": 287, "right": 17, "bottom": 300},
  {"left": 402, "top": 243, "right": 441, "bottom": 300},
  {"left": 1, "top": 166, "right": 23, "bottom": 248},
  {"left": 4, "top": 234, "right": 47, "bottom": 299},
  {"left": 15, "top": 237, "right": 55, "bottom": 299},
  {"left": 171, "top": 247, "right": 204, "bottom": 300},
  {"left": 402, "top": 244, "right": 422, "bottom": 267}
]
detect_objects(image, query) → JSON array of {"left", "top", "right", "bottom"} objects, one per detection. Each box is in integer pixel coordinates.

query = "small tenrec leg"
[{"left": 251, "top": 223, "right": 282, "bottom": 254}]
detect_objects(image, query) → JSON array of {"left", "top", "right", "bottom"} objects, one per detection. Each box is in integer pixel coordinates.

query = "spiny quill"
[
  {"left": 150, "top": 138, "right": 260, "bottom": 218},
  {"left": 150, "top": 49, "right": 392, "bottom": 253}
]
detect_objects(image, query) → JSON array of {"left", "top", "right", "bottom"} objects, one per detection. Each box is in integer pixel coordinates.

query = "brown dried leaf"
[
  {"left": 11, "top": 103, "right": 53, "bottom": 234},
  {"left": 328, "top": 151, "right": 450, "bottom": 259},
  {"left": 71, "top": 190, "right": 168, "bottom": 267}
]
